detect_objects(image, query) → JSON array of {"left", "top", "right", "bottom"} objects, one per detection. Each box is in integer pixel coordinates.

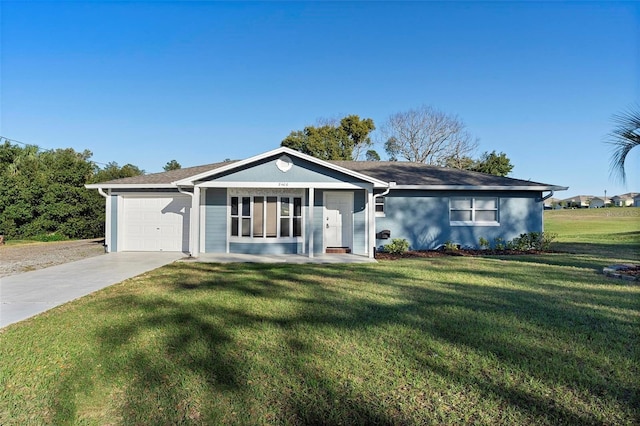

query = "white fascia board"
[
  {"left": 392, "top": 185, "right": 569, "bottom": 191},
  {"left": 173, "top": 146, "right": 389, "bottom": 188},
  {"left": 85, "top": 183, "right": 177, "bottom": 189},
  {"left": 198, "top": 181, "right": 372, "bottom": 190}
]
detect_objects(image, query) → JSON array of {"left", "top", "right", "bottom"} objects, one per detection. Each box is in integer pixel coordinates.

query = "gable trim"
[{"left": 172, "top": 147, "right": 389, "bottom": 188}]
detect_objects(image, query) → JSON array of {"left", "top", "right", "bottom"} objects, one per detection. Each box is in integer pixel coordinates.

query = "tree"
[
  {"left": 281, "top": 115, "right": 375, "bottom": 160},
  {"left": 382, "top": 105, "right": 478, "bottom": 165},
  {"left": 91, "top": 162, "right": 144, "bottom": 183},
  {"left": 163, "top": 159, "right": 181, "bottom": 171},
  {"left": 365, "top": 149, "right": 381, "bottom": 161},
  {"left": 470, "top": 151, "right": 514, "bottom": 177},
  {"left": 0, "top": 143, "right": 105, "bottom": 239},
  {"left": 607, "top": 106, "right": 640, "bottom": 183}
]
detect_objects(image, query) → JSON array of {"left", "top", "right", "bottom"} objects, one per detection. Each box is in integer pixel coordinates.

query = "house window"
[
  {"left": 450, "top": 197, "right": 499, "bottom": 225},
  {"left": 375, "top": 196, "right": 385, "bottom": 217},
  {"left": 230, "top": 195, "right": 302, "bottom": 238}
]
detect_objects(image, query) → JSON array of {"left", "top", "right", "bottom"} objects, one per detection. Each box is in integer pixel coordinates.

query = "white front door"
[{"left": 324, "top": 192, "right": 353, "bottom": 250}]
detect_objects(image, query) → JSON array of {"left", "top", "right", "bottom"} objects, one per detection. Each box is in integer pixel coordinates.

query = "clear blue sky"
[{"left": 1, "top": 1, "right": 638, "bottom": 198}]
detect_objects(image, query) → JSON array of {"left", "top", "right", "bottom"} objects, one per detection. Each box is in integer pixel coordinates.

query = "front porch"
[{"left": 179, "top": 253, "right": 377, "bottom": 264}]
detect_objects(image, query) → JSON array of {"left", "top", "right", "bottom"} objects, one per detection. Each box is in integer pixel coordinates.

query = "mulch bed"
[{"left": 374, "top": 249, "right": 546, "bottom": 260}]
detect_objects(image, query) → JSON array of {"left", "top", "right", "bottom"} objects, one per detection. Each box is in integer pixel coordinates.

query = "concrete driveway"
[{"left": 0, "top": 252, "right": 184, "bottom": 328}]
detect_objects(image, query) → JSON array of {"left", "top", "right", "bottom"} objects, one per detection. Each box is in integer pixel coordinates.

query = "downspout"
[
  {"left": 97, "top": 188, "right": 110, "bottom": 252},
  {"left": 177, "top": 186, "right": 194, "bottom": 257},
  {"left": 370, "top": 182, "right": 395, "bottom": 257}
]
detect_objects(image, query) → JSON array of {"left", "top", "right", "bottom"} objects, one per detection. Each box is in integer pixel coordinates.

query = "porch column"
[
  {"left": 308, "top": 186, "right": 314, "bottom": 258},
  {"left": 368, "top": 188, "right": 375, "bottom": 259},
  {"left": 191, "top": 186, "right": 201, "bottom": 257}
]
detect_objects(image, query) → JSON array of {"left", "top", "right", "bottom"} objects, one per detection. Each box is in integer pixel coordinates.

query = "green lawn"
[
  {"left": 545, "top": 207, "right": 640, "bottom": 261},
  {"left": 0, "top": 210, "right": 638, "bottom": 425}
]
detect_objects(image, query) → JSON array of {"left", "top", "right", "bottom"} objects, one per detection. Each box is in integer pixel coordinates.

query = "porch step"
[{"left": 326, "top": 247, "right": 351, "bottom": 254}]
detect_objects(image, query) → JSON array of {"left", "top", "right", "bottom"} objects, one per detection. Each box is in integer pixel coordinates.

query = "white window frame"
[
  {"left": 228, "top": 190, "right": 304, "bottom": 243},
  {"left": 375, "top": 196, "right": 385, "bottom": 217},
  {"left": 450, "top": 197, "right": 499, "bottom": 226}
]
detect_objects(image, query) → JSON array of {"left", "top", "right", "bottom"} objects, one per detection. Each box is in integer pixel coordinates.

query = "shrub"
[
  {"left": 443, "top": 241, "right": 459, "bottom": 251},
  {"left": 384, "top": 238, "right": 410, "bottom": 254},
  {"left": 30, "top": 233, "right": 68, "bottom": 242},
  {"left": 479, "top": 237, "right": 491, "bottom": 250},
  {"left": 507, "top": 232, "right": 557, "bottom": 251},
  {"left": 494, "top": 237, "right": 506, "bottom": 250}
]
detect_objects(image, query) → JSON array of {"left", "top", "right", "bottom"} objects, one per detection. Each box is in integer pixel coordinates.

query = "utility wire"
[{"left": 0, "top": 135, "right": 110, "bottom": 166}]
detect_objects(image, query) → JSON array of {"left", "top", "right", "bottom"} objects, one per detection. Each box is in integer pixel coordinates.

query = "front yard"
[{"left": 1, "top": 248, "right": 638, "bottom": 424}]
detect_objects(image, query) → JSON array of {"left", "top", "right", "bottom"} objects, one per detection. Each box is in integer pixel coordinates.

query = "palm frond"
[{"left": 607, "top": 105, "right": 640, "bottom": 183}]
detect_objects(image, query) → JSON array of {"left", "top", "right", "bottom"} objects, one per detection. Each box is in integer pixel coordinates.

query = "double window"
[
  {"left": 230, "top": 196, "right": 302, "bottom": 238},
  {"left": 450, "top": 197, "right": 499, "bottom": 225}
]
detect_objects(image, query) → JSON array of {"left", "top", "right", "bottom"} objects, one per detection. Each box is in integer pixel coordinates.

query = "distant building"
[
  {"left": 611, "top": 193, "right": 638, "bottom": 207},
  {"left": 561, "top": 195, "right": 593, "bottom": 208},
  {"left": 589, "top": 197, "right": 609, "bottom": 208}
]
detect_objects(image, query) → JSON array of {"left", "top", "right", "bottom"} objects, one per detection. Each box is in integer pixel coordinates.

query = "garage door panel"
[{"left": 121, "top": 196, "right": 191, "bottom": 252}]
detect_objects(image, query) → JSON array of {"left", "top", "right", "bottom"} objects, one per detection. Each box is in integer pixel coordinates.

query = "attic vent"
[{"left": 276, "top": 155, "right": 293, "bottom": 172}]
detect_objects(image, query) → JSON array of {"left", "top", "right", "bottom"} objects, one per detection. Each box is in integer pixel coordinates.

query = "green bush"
[
  {"left": 30, "top": 233, "right": 68, "bottom": 242},
  {"left": 384, "top": 238, "right": 410, "bottom": 254},
  {"left": 443, "top": 240, "right": 459, "bottom": 251},
  {"left": 507, "top": 232, "right": 557, "bottom": 251},
  {"left": 479, "top": 237, "right": 491, "bottom": 250}
]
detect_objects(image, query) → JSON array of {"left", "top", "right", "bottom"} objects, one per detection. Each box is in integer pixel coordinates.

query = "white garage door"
[{"left": 121, "top": 196, "right": 191, "bottom": 252}]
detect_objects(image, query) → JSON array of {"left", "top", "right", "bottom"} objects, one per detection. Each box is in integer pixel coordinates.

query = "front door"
[{"left": 324, "top": 192, "right": 353, "bottom": 250}]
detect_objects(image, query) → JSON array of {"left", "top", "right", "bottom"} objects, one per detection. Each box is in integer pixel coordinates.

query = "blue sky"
[{"left": 1, "top": 1, "right": 638, "bottom": 198}]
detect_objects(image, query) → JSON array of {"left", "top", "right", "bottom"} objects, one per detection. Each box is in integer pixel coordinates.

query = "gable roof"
[
  {"left": 87, "top": 148, "right": 567, "bottom": 191},
  {"left": 172, "top": 147, "right": 388, "bottom": 187}
]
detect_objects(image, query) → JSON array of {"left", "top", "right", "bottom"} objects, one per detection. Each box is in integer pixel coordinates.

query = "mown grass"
[
  {"left": 545, "top": 207, "right": 640, "bottom": 261},
  {"left": 0, "top": 211, "right": 639, "bottom": 425}
]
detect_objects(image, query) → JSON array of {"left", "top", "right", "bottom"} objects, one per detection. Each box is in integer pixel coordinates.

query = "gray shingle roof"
[
  {"left": 92, "top": 158, "right": 561, "bottom": 189},
  {"left": 94, "top": 160, "right": 237, "bottom": 185},
  {"left": 332, "top": 161, "right": 556, "bottom": 187}
]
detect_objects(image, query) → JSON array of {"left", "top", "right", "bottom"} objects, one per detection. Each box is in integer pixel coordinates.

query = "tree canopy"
[
  {"left": 163, "top": 159, "right": 182, "bottom": 171},
  {"left": 470, "top": 151, "right": 514, "bottom": 177},
  {"left": 382, "top": 105, "right": 478, "bottom": 166},
  {"left": 0, "top": 140, "right": 145, "bottom": 240},
  {"left": 281, "top": 115, "right": 375, "bottom": 160}
]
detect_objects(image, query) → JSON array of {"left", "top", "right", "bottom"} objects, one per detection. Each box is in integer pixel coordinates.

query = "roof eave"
[
  {"left": 85, "top": 183, "right": 177, "bottom": 189},
  {"left": 392, "top": 185, "right": 569, "bottom": 191}
]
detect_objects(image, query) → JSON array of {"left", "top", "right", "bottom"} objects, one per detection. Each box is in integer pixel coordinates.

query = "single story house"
[
  {"left": 86, "top": 147, "right": 567, "bottom": 258},
  {"left": 611, "top": 193, "right": 638, "bottom": 207},
  {"left": 560, "top": 195, "right": 593, "bottom": 209},
  {"left": 589, "top": 197, "right": 609, "bottom": 208},
  {"left": 635, "top": 194, "right": 640, "bottom": 208}
]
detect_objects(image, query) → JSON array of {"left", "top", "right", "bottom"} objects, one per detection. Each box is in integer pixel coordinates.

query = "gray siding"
[
  {"left": 204, "top": 188, "right": 227, "bottom": 253},
  {"left": 353, "top": 190, "right": 367, "bottom": 255},
  {"left": 229, "top": 242, "right": 302, "bottom": 255},
  {"left": 376, "top": 190, "right": 543, "bottom": 250}
]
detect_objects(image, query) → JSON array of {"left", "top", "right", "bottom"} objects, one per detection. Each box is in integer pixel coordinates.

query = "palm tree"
[{"left": 608, "top": 106, "right": 640, "bottom": 183}]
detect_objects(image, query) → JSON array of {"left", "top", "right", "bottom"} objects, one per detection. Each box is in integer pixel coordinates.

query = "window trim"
[
  {"left": 450, "top": 197, "right": 499, "bottom": 226},
  {"left": 228, "top": 193, "right": 304, "bottom": 242},
  {"left": 375, "top": 196, "right": 386, "bottom": 217}
]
